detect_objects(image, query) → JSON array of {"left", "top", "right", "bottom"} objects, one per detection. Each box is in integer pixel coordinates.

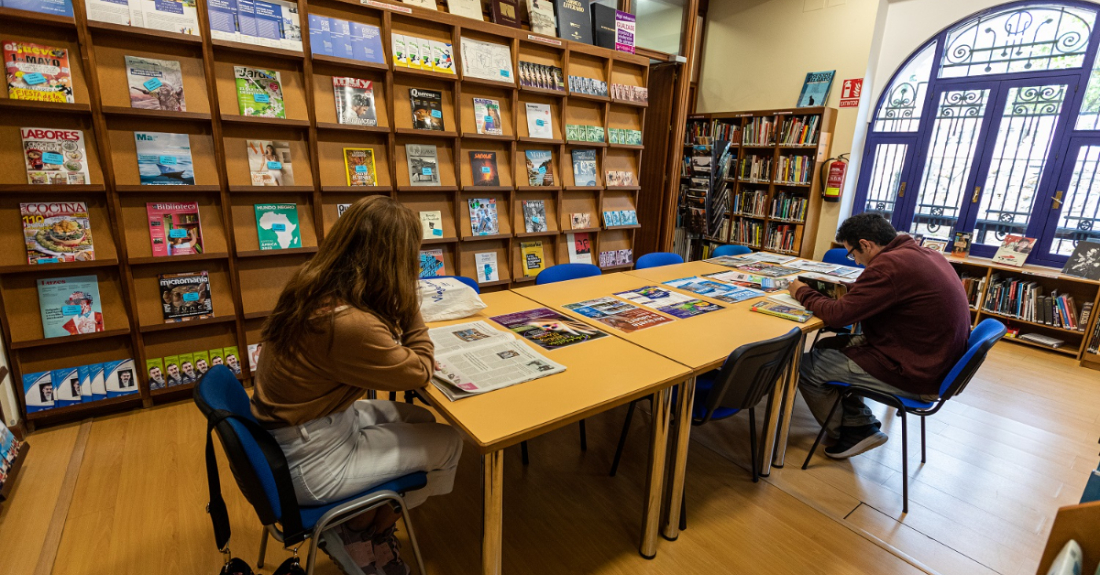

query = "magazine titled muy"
[{"left": 428, "top": 320, "right": 566, "bottom": 401}]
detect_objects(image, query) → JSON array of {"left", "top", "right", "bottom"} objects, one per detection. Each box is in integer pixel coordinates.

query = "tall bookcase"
[
  {"left": 680, "top": 107, "right": 836, "bottom": 259},
  {"left": 0, "top": 0, "right": 650, "bottom": 427}
]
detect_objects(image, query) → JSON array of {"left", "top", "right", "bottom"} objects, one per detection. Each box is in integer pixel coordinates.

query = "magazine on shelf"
[
  {"left": 158, "top": 270, "right": 213, "bottom": 322},
  {"left": 475, "top": 251, "right": 499, "bottom": 283},
  {"left": 125, "top": 56, "right": 185, "bottom": 111},
  {"left": 103, "top": 358, "right": 138, "bottom": 396},
  {"left": 614, "top": 286, "right": 724, "bottom": 319},
  {"left": 522, "top": 200, "right": 548, "bottom": 233},
  {"left": 4, "top": 40, "right": 73, "bottom": 103},
  {"left": 520, "top": 240, "right": 546, "bottom": 277},
  {"left": 146, "top": 202, "right": 203, "bottom": 256},
  {"left": 796, "top": 70, "right": 834, "bottom": 108},
  {"left": 571, "top": 149, "right": 597, "bottom": 186},
  {"left": 468, "top": 198, "right": 499, "bottom": 235},
  {"left": 22, "top": 371, "right": 54, "bottom": 413},
  {"left": 1061, "top": 241, "right": 1100, "bottom": 280},
  {"left": 524, "top": 149, "right": 555, "bottom": 186},
  {"left": 525, "top": 103, "right": 553, "bottom": 139},
  {"left": 526, "top": 0, "right": 557, "bottom": 36},
  {"left": 37, "top": 275, "right": 104, "bottom": 338},
  {"left": 21, "top": 201, "right": 96, "bottom": 264},
  {"left": 419, "top": 211, "right": 444, "bottom": 239},
  {"left": 473, "top": 98, "right": 503, "bottom": 135},
  {"left": 567, "top": 232, "right": 593, "bottom": 264},
  {"left": 51, "top": 366, "right": 81, "bottom": 408},
  {"left": 343, "top": 148, "right": 378, "bottom": 186},
  {"left": 234, "top": 66, "right": 285, "bottom": 118},
  {"left": 135, "top": 131, "right": 195, "bottom": 185},
  {"left": 133, "top": 0, "right": 200, "bottom": 35},
  {"left": 21, "top": 127, "right": 91, "bottom": 185},
  {"left": 991, "top": 234, "right": 1035, "bottom": 267},
  {"left": 333, "top": 77, "right": 377, "bottom": 126},
  {"left": 409, "top": 88, "right": 445, "bottom": 131},
  {"left": 460, "top": 37, "right": 514, "bottom": 83},
  {"left": 254, "top": 203, "right": 301, "bottom": 250},
  {"left": 563, "top": 297, "right": 672, "bottom": 333},
  {"left": 6, "top": 0, "right": 73, "bottom": 17},
  {"left": 246, "top": 140, "right": 294, "bottom": 186},
  {"left": 447, "top": 0, "right": 485, "bottom": 20},
  {"left": 468, "top": 151, "right": 500, "bottom": 186},
  {"left": 491, "top": 307, "right": 608, "bottom": 350},
  {"left": 406, "top": 144, "right": 440, "bottom": 186},
  {"left": 419, "top": 249, "right": 445, "bottom": 277},
  {"left": 663, "top": 277, "right": 764, "bottom": 304},
  {"left": 428, "top": 321, "right": 566, "bottom": 401},
  {"left": 570, "top": 213, "right": 591, "bottom": 229}
]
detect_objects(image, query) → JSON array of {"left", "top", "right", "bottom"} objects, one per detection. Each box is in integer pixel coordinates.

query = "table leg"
[
  {"left": 640, "top": 385, "right": 673, "bottom": 559},
  {"left": 759, "top": 361, "right": 789, "bottom": 478},
  {"left": 662, "top": 376, "right": 696, "bottom": 541},
  {"left": 773, "top": 332, "right": 807, "bottom": 469},
  {"left": 482, "top": 449, "right": 504, "bottom": 575}
]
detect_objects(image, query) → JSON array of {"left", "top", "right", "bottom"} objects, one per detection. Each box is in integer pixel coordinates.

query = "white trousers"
[{"left": 270, "top": 400, "right": 463, "bottom": 509}]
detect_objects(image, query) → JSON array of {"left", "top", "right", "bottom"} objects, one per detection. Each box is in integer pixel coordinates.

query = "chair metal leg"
[
  {"left": 609, "top": 400, "right": 637, "bottom": 477},
  {"left": 305, "top": 535, "right": 320, "bottom": 575},
  {"left": 900, "top": 410, "right": 909, "bottom": 514},
  {"left": 920, "top": 416, "right": 927, "bottom": 463},
  {"left": 400, "top": 504, "right": 428, "bottom": 575},
  {"left": 749, "top": 407, "right": 759, "bottom": 483},
  {"left": 257, "top": 525, "right": 269, "bottom": 569},
  {"left": 678, "top": 488, "right": 686, "bottom": 531},
  {"left": 389, "top": 391, "right": 397, "bottom": 401},
  {"left": 579, "top": 419, "right": 587, "bottom": 452},
  {"left": 521, "top": 441, "right": 529, "bottom": 466},
  {"left": 802, "top": 394, "right": 843, "bottom": 470}
]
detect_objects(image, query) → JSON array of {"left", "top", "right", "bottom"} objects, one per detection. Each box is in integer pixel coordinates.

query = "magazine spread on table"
[{"left": 428, "top": 320, "right": 566, "bottom": 401}]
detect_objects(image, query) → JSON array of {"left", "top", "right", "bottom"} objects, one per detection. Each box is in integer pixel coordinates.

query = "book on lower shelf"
[
  {"left": 21, "top": 127, "right": 91, "bottom": 185},
  {"left": 37, "top": 275, "right": 104, "bottom": 338},
  {"left": 22, "top": 357, "right": 136, "bottom": 414},
  {"left": 982, "top": 275, "right": 1087, "bottom": 331},
  {"left": 253, "top": 203, "right": 301, "bottom": 250},
  {"left": 247, "top": 140, "right": 295, "bottom": 186},
  {"left": 158, "top": 270, "right": 213, "bottom": 322},
  {"left": 146, "top": 201, "right": 203, "bottom": 256},
  {"left": 21, "top": 201, "right": 96, "bottom": 264},
  {"left": 135, "top": 131, "right": 195, "bottom": 185},
  {"left": 1017, "top": 332, "right": 1065, "bottom": 348}
]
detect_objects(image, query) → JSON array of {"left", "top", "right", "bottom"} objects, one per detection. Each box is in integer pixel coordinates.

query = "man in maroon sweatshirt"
[{"left": 789, "top": 213, "right": 971, "bottom": 459}]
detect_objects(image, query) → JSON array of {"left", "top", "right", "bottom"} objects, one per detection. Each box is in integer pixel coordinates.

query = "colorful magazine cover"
[
  {"left": 567, "top": 232, "right": 593, "bottom": 264},
  {"left": 409, "top": 88, "right": 444, "bottom": 131},
  {"left": 490, "top": 307, "right": 608, "bottom": 350},
  {"left": 474, "top": 251, "right": 498, "bottom": 283},
  {"left": 563, "top": 297, "right": 672, "bottom": 333},
  {"left": 246, "top": 140, "right": 295, "bottom": 185},
  {"left": 419, "top": 249, "right": 445, "bottom": 277},
  {"left": 51, "top": 366, "right": 81, "bottom": 408},
  {"left": 21, "top": 127, "right": 90, "bottom": 185},
  {"left": 570, "top": 213, "right": 591, "bottom": 229},
  {"left": 146, "top": 202, "right": 203, "bottom": 256},
  {"left": 21, "top": 201, "right": 95, "bottom": 264},
  {"left": 4, "top": 40, "right": 73, "bottom": 103},
  {"left": 468, "top": 151, "right": 500, "bottom": 186},
  {"left": 254, "top": 203, "right": 301, "bottom": 250},
  {"left": 36, "top": 274, "right": 104, "bottom": 338},
  {"left": 663, "top": 277, "right": 763, "bottom": 304},
  {"left": 103, "top": 358, "right": 138, "bottom": 397},
  {"left": 234, "top": 66, "right": 285, "bottom": 118},
  {"left": 614, "top": 286, "right": 724, "bottom": 319},
  {"left": 158, "top": 270, "right": 213, "bottom": 322},
  {"left": 125, "top": 55, "right": 186, "bottom": 111},
  {"left": 135, "top": 131, "right": 195, "bottom": 185},
  {"left": 468, "top": 198, "right": 499, "bottom": 235},
  {"left": 332, "top": 77, "right": 377, "bottom": 126},
  {"left": 343, "top": 148, "right": 378, "bottom": 186},
  {"left": 22, "top": 371, "right": 53, "bottom": 413},
  {"left": 525, "top": 149, "right": 554, "bottom": 186},
  {"left": 520, "top": 240, "right": 546, "bottom": 277},
  {"left": 571, "top": 149, "right": 597, "bottom": 186},
  {"left": 473, "top": 98, "right": 503, "bottom": 135},
  {"left": 735, "top": 262, "right": 802, "bottom": 277}
]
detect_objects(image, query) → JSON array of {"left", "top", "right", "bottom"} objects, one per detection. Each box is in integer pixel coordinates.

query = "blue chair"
[
  {"left": 536, "top": 263, "right": 602, "bottom": 285},
  {"left": 801, "top": 319, "right": 1007, "bottom": 513},
  {"left": 610, "top": 328, "right": 803, "bottom": 529},
  {"left": 195, "top": 365, "right": 428, "bottom": 575},
  {"left": 635, "top": 252, "right": 684, "bottom": 269},
  {"left": 432, "top": 275, "right": 480, "bottom": 293},
  {"left": 712, "top": 244, "right": 753, "bottom": 257},
  {"left": 821, "top": 247, "right": 850, "bottom": 266}
]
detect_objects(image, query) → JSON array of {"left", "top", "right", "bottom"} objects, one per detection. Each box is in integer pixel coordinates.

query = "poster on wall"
[{"left": 796, "top": 70, "right": 835, "bottom": 107}]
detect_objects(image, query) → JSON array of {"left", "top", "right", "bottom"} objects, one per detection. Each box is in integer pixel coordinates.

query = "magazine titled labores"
[
  {"left": 490, "top": 307, "right": 608, "bottom": 350},
  {"left": 158, "top": 270, "right": 213, "bottom": 322},
  {"left": 21, "top": 201, "right": 95, "bottom": 264},
  {"left": 21, "top": 127, "right": 90, "bottom": 185},
  {"left": 427, "top": 320, "right": 566, "bottom": 401}
]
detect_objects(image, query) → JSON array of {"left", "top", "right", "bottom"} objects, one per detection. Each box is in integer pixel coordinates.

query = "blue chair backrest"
[
  {"left": 712, "top": 244, "right": 752, "bottom": 257},
  {"left": 636, "top": 252, "right": 684, "bottom": 269},
  {"left": 938, "top": 319, "right": 1006, "bottom": 400},
  {"left": 699, "top": 328, "right": 802, "bottom": 423},
  {"left": 433, "top": 275, "right": 480, "bottom": 293},
  {"left": 194, "top": 365, "right": 288, "bottom": 528},
  {"left": 536, "top": 263, "right": 601, "bottom": 285},
  {"left": 822, "top": 248, "right": 850, "bottom": 267}
]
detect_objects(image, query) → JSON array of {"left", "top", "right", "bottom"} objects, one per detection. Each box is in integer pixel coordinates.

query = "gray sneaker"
[{"left": 824, "top": 428, "right": 888, "bottom": 459}]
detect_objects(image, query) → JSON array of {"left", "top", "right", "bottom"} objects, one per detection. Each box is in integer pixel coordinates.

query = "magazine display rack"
[
  {"left": 0, "top": 0, "right": 649, "bottom": 426},
  {"left": 681, "top": 107, "right": 836, "bottom": 259}
]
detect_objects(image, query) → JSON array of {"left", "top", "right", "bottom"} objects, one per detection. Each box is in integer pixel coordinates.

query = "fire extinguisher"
[{"left": 821, "top": 153, "right": 849, "bottom": 202}]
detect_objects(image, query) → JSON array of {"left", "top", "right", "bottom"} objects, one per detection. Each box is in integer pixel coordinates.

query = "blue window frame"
[{"left": 854, "top": 0, "right": 1100, "bottom": 266}]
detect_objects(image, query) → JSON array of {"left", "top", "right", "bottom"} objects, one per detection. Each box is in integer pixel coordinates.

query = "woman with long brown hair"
[{"left": 252, "top": 195, "right": 462, "bottom": 575}]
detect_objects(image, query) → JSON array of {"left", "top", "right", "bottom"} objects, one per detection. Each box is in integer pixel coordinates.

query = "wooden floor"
[{"left": 1, "top": 343, "right": 1097, "bottom": 575}]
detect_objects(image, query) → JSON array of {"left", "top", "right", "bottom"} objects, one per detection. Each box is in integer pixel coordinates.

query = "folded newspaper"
[{"left": 428, "top": 321, "right": 566, "bottom": 401}]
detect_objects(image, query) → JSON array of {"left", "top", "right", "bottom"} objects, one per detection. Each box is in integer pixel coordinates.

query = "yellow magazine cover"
[
  {"left": 520, "top": 240, "right": 546, "bottom": 277},
  {"left": 343, "top": 148, "right": 377, "bottom": 186}
]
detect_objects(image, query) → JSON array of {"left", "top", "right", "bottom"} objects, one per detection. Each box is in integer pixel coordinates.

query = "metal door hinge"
[
  {"left": 898, "top": 181, "right": 906, "bottom": 198},
  {"left": 971, "top": 186, "right": 981, "bottom": 203},
  {"left": 1052, "top": 190, "right": 1064, "bottom": 210}
]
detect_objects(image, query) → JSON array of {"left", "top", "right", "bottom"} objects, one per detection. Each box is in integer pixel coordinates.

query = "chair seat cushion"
[
  {"left": 692, "top": 371, "right": 741, "bottom": 421},
  {"left": 298, "top": 472, "right": 428, "bottom": 530},
  {"left": 824, "top": 381, "right": 936, "bottom": 411}
]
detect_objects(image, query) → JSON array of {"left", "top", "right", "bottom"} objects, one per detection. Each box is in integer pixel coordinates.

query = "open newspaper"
[{"left": 428, "top": 320, "right": 566, "bottom": 401}]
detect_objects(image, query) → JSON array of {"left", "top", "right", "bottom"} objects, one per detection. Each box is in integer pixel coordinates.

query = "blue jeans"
[{"left": 798, "top": 335, "right": 936, "bottom": 439}]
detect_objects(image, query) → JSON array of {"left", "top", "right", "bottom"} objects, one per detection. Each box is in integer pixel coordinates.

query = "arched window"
[{"left": 853, "top": 1, "right": 1100, "bottom": 264}]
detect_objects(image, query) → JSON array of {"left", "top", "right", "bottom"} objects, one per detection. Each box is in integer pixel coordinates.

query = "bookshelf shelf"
[
  {"left": 515, "top": 230, "right": 558, "bottom": 238},
  {"left": 321, "top": 185, "right": 394, "bottom": 193},
  {"left": 0, "top": 259, "right": 120, "bottom": 275},
  {"left": 395, "top": 128, "right": 459, "bottom": 139},
  {"left": 397, "top": 186, "right": 458, "bottom": 192},
  {"left": 115, "top": 185, "right": 222, "bottom": 193},
  {"left": 462, "top": 186, "right": 512, "bottom": 192},
  {"left": 219, "top": 116, "right": 311, "bottom": 128},
  {"left": 138, "top": 316, "right": 236, "bottom": 334},
  {"left": 243, "top": 311, "right": 273, "bottom": 320},
  {"left": 519, "top": 86, "right": 566, "bottom": 98},
  {"left": 461, "top": 77, "right": 516, "bottom": 89},
  {"left": 605, "top": 224, "right": 642, "bottom": 230},
  {"left": 979, "top": 310, "right": 1088, "bottom": 336},
  {"left": 128, "top": 253, "right": 230, "bottom": 265},
  {"left": 774, "top": 181, "right": 812, "bottom": 187},
  {"left": 315, "top": 122, "right": 391, "bottom": 134},
  {"left": 568, "top": 227, "right": 601, "bottom": 234},
  {"left": 566, "top": 186, "right": 604, "bottom": 191},
  {"left": 569, "top": 93, "right": 610, "bottom": 103},
  {"left": 607, "top": 186, "right": 640, "bottom": 191},
  {"left": 211, "top": 39, "right": 304, "bottom": 61},
  {"left": 601, "top": 263, "right": 634, "bottom": 271},
  {"left": 0, "top": 99, "right": 91, "bottom": 115},
  {"left": 392, "top": 67, "right": 459, "bottom": 82},
  {"left": 151, "top": 382, "right": 196, "bottom": 397},
  {"left": 0, "top": 6, "right": 76, "bottom": 28},
  {"left": 10, "top": 328, "right": 132, "bottom": 351},
  {"left": 1000, "top": 336, "right": 1079, "bottom": 356},
  {"left": 513, "top": 275, "right": 538, "bottom": 284},
  {"left": 227, "top": 185, "right": 315, "bottom": 193},
  {"left": 518, "top": 137, "right": 564, "bottom": 145},
  {"left": 422, "top": 237, "right": 459, "bottom": 245},
  {"left": 461, "top": 132, "right": 515, "bottom": 142},
  {"left": 101, "top": 107, "right": 212, "bottom": 122},
  {"left": 86, "top": 20, "right": 202, "bottom": 44},
  {"left": 516, "top": 186, "right": 562, "bottom": 192},
  {"left": 611, "top": 99, "right": 647, "bottom": 108},
  {"left": 608, "top": 143, "right": 644, "bottom": 150},
  {"left": 477, "top": 279, "right": 512, "bottom": 288},
  {"left": 236, "top": 247, "right": 319, "bottom": 259},
  {"left": 312, "top": 54, "right": 389, "bottom": 72},
  {"left": 0, "top": 184, "right": 106, "bottom": 194},
  {"left": 462, "top": 233, "right": 512, "bottom": 242},
  {"left": 25, "top": 394, "right": 143, "bottom": 421},
  {"left": 566, "top": 140, "right": 608, "bottom": 148}
]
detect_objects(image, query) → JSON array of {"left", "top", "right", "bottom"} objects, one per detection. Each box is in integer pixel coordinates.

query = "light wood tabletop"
[{"left": 422, "top": 289, "right": 691, "bottom": 574}]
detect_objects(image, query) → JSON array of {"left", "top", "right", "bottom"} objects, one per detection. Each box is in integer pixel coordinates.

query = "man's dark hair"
[{"left": 836, "top": 213, "right": 898, "bottom": 251}]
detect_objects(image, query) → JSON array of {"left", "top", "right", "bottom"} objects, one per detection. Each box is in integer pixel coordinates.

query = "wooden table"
[
  {"left": 423, "top": 290, "right": 692, "bottom": 575},
  {"left": 515, "top": 262, "right": 823, "bottom": 540}
]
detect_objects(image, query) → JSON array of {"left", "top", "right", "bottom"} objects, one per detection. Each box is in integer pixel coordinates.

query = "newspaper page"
[{"left": 427, "top": 321, "right": 566, "bottom": 401}]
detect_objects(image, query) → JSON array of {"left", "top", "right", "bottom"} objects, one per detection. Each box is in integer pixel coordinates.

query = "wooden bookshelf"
[
  {"left": 0, "top": 0, "right": 652, "bottom": 426},
  {"left": 945, "top": 255, "right": 1100, "bottom": 371},
  {"left": 681, "top": 107, "right": 836, "bottom": 259}
]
